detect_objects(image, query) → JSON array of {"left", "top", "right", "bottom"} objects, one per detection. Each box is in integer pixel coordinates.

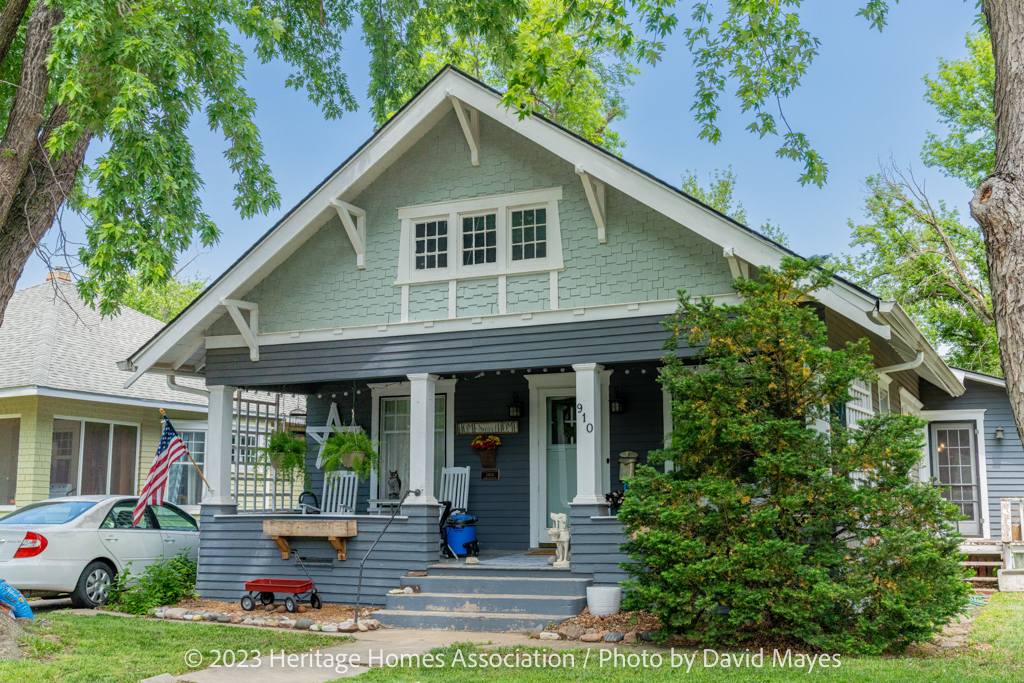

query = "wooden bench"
[{"left": 263, "top": 519, "right": 357, "bottom": 561}]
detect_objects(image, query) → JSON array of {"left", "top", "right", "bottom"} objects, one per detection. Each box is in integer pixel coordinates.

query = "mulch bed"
[
  {"left": 174, "top": 598, "right": 376, "bottom": 622},
  {"left": 545, "top": 607, "right": 661, "bottom": 635}
]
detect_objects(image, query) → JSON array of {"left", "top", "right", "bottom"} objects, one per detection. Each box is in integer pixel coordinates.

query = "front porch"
[{"left": 192, "top": 357, "right": 665, "bottom": 614}]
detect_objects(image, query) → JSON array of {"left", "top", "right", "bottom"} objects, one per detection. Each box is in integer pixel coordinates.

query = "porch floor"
[{"left": 431, "top": 549, "right": 568, "bottom": 571}]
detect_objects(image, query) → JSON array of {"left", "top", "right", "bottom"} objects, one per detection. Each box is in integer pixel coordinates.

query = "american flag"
[{"left": 133, "top": 418, "right": 189, "bottom": 526}]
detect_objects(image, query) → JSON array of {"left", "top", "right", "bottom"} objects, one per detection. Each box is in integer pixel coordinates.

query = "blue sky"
[{"left": 17, "top": 0, "right": 981, "bottom": 291}]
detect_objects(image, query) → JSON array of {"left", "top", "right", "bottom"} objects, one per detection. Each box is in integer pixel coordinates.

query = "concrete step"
[
  {"left": 426, "top": 565, "right": 574, "bottom": 579},
  {"left": 374, "top": 609, "right": 568, "bottom": 632},
  {"left": 386, "top": 592, "right": 587, "bottom": 615},
  {"left": 400, "top": 574, "right": 592, "bottom": 597}
]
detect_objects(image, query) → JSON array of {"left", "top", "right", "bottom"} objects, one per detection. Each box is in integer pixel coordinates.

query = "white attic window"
[{"left": 845, "top": 378, "right": 873, "bottom": 430}]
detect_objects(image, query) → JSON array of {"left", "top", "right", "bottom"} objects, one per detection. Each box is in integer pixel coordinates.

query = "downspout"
[{"left": 166, "top": 375, "right": 210, "bottom": 398}]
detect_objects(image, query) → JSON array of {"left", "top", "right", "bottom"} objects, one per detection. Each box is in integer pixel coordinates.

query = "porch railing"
[
  {"left": 231, "top": 392, "right": 303, "bottom": 513},
  {"left": 1001, "top": 498, "right": 1024, "bottom": 570}
]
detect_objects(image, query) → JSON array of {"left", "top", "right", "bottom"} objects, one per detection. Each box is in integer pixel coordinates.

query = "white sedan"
[{"left": 0, "top": 495, "right": 199, "bottom": 608}]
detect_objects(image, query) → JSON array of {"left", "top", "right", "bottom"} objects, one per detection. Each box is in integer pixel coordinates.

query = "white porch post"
[
  {"left": 572, "top": 363, "right": 605, "bottom": 505},
  {"left": 202, "top": 385, "right": 236, "bottom": 506},
  {"left": 407, "top": 373, "right": 439, "bottom": 505}
]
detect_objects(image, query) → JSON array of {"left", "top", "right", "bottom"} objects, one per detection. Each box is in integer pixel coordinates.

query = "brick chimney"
[{"left": 46, "top": 268, "right": 72, "bottom": 283}]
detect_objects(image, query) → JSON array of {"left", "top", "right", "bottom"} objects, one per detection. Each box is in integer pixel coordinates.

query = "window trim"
[
  {"left": 395, "top": 188, "right": 564, "bottom": 286},
  {"left": 51, "top": 416, "right": 142, "bottom": 497}
]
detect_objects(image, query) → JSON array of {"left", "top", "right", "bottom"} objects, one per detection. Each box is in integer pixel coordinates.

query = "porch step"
[
  {"left": 373, "top": 609, "right": 570, "bottom": 632},
  {"left": 376, "top": 566, "right": 593, "bottom": 632},
  {"left": 400, "top": 575, "right": 592, "bottom": 597},
  {"left": 387, "top": 592, "right": 587, "bottom": 615}
]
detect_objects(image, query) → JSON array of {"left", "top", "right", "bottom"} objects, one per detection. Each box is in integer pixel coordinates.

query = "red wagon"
[{"left": 240, "top": 552, "right": 323, "bottom": 613}]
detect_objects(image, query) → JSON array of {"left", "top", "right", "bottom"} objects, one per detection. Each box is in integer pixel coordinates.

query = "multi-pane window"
[
  {"left": 462, "top": 214, "right": 496, "bottom": 265},
  {"left": 845, "top": 378, "right": 873, "bottom": 429},
  {"left": 511, "top": 208, "right": 547, "bottom": 261},
  {"left": 414, "top": 220, "right": 448, "bottom": 270}
]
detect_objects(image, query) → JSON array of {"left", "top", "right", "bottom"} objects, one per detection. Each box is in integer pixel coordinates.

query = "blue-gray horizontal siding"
[
  {"left": 205, "top": 316, "right": 687, "bottom": 387},
  {"left": 195, "top": 507, "right": 436, "bottom": 606},
  {"left": 570, "top": 511, "right": 632, "bottom": 586},
  {"left": 920, "top": 378, "right": 1024, "bottom": 541}
]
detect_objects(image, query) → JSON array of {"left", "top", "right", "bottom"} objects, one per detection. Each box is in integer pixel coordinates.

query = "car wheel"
[{"left": 71, "top": 561, "right": 114, "bottom": 608}]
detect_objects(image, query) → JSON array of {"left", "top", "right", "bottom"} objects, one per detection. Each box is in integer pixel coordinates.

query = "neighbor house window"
[
  {"left": 511, "top": 208, "right": 547, "bottom": 261},
  {"left": 462, "top": 213, "right": 497, "bottom": 265},
  {"left": 167, "top": 430, "right": 205, "bottom": 506},
  {"left": 50, "top": 419, "right": 138, "bottom": 497},
  {"left": 414, "top": 220, "right": 448, "bottom": 270},
  {"left": 0, "top": 417, "right": 20, "bottom": 506}
]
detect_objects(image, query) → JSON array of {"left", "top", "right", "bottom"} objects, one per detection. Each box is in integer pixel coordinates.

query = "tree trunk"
[
  {"left": 0, "top": 0, "right": 30, "bottom": 68},
  {"left": 972, "top": 2, "right": 1024, "bottom": 436},
  {"left": 0, "top": 104, "right": 91, "bottom": 328},
  {"left": 0, "top": 0, "right": 62, "bottom": 231}
]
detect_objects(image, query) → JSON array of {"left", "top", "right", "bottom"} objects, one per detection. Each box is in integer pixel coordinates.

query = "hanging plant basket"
[
  {"left": 341, "top": 450, "right": 365, "bottom": 469},
  {"left": 478, "top": 448, "right": 498, "bottom": 469}
]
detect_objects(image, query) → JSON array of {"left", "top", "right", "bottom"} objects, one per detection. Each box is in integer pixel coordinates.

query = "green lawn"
[
  {"left": 1, "top": 611, "right": 343, "bottom": 683},
  {"left": 346, "top": 594, "right": 1024, "bottom": 683}
]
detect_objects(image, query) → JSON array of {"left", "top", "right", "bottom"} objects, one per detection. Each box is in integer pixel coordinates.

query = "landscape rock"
[
  {"left": 403, "top": 587, "right": 414, "bottom": 594},
  {"left": 310, "top": 624, "right": 321, "bottom": 631},
  {"left": 322, "top": 624, "right": 339, "bottom": 633},
  {"left": 230, "top": 615, "right": 243, "bottom": 624},
  {"left": 585, "top": 628, "right": 598, "bottom": 635},
  {"left": 217, "top": 615, "right": 231, "bottom": 623},
  {"left": 538, "top": 632, "right": 560, "bottom": 641},
  {"left": 202, "top": 612, "right": 220, "bottom": 621},
  {"left": 241, "top": 618, "right": 255, "bottom": 626},
  {"left": 275, "top": 605, "right": 287, "bottom": 614},
  {"left": 297, "top": 605, "right": 308, "bottom": 613},
  {"left": 623, "top": 632, "right": 636, "bottom": 644},
  {"left": 339, "top": 621, "right": 358, "bottom": 632},
  {"left": 164, "top": 608, "right": 189, "bottom": 620},
  {"left": 265, "top": 605, "right": 276, "bottom": 612},
  {"left": 279, "top": 620, "right": 295, "bottom": 630},
  {"left": 357, "top": 623, "right": 369, "bottom": 632},
  {"left": 604, "top": 633, "right": 624, "bottom": 643},
  {"left": 295, "top": 619, "right": 315, "bottom": 630},
  {"left": 641, "top": 631, "right": 657, "bottom": 642},
  {"left": 558, "top": 625, "right": 585, "bottom": 641},
  {"left": 580, "top": 633, "right": 604, "bottom": 643}
]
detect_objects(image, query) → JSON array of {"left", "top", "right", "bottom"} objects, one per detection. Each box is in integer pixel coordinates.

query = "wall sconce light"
[
  {"left": 996, "top": 426, "right": 1005, "bottom": 440},
  {"left": 610, "top": 388, "right": 626, "bottom": 414},
  {"left": 508, "top": 392, "right": 523, "bottom": 418}
]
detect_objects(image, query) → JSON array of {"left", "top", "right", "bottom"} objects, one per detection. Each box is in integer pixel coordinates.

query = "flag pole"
[{"left": 160, "top": 408, "right": 213, "bottom": 491}]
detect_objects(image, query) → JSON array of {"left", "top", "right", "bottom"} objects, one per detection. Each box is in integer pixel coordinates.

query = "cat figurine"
[{"left": 387, "top": 470, "right": 402, "bottom": 499}]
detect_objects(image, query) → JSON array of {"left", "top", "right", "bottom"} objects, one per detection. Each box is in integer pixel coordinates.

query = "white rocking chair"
[
  {"left": 439, "top": 466, "right": 470, "bottom": 515},
  {"left": 322, "top": 471, "right": 359, "bottom": 514}
]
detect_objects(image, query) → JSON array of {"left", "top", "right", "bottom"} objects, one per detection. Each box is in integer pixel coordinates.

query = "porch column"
[
  {"left": 572, "top": 363, "right": 605, "bottom": 506},
  {"left": 202, "top": 385, "right": 236, "bottom": 508},
  {"left": 406, "top": 373, "right": 439, "bottom": 506}
]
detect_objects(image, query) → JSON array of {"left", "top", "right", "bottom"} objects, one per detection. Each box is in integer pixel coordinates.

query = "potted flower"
[
  {"left": 605, "top": 489, "right": 625, "bottom": 515},
  {"left": 320, "top": 427, "right": 380, "bottom": 481},
  {"left": 471, "top": 435, "right": 501, "bottom": 468},
  {"left": 260, "top": 430, "right": 308, "bottom": 483}
]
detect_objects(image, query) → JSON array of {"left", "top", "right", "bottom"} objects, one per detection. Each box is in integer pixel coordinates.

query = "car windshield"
[{"left": 0, "top": 500, "right": 98, "bottom": 525}]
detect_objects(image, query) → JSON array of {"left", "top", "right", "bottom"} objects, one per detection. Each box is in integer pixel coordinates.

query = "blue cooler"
[{"left": 445, "top": 513, "right": 477, "bottom": 556}]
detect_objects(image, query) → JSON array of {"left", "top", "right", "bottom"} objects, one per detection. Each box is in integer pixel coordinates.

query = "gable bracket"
[
  {"left": 330, "top": 198, "right": 367, "bottom": 269},
  {"left": 723, "top": 247, "right": 750, "bottom": 280},
  {"left": 575, "top": 166, "right": 607, "bottom": 244},
  {"left": 447, "top": 93, "right": 480, "bottom": 166},
  {"left": 221, "top": 298, "right": 259, "bottom": 361}
]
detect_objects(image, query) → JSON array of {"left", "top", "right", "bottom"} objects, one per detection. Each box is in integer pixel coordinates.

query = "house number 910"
[{"left": 576, "top": 404, "right": 595, "bottom": 433}]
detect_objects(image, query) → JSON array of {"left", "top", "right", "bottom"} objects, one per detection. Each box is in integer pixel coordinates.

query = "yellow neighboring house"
[{"left": 0, "top": 271, "right": 208, "bottom": 511}]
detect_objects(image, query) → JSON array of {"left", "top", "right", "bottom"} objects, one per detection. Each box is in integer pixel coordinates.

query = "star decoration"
[{"left": 307, "top": 402, "right": 362, "bottom": 468}]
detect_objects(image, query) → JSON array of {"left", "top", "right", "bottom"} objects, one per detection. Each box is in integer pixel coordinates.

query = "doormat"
[{"left": 525, "top": 549, "right": 556, "bottom": 556}]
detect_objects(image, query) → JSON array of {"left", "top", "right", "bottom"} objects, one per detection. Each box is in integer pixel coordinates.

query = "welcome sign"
[{"left": 456, "top": 421, "right": 519, "bottom": 435}]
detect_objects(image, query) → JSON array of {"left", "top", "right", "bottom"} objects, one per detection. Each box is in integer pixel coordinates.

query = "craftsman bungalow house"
[{"left": 122, "top": 67, "right": 1014, "bottom": 629}]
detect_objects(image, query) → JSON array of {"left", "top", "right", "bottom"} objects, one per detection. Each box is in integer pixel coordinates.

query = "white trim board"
[
  {"left": 124, "top": 67, "right": 894, "bottom": 388},
  {"left": 0, "top": 386, "right": 207, "bottom": 413},
  {"left": 920, "top": 408, "right": 991, "bottom": 540},
  {"left": 525, "top": 371, "right": 611, "bottom": 547},
  {"left": 203, "top": 296, "right": 732, "bottom": 351}
]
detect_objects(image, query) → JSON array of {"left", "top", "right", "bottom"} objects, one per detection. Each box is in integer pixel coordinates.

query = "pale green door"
[{"left": 546, "top": 397, "right": 577, "bottom": 527}]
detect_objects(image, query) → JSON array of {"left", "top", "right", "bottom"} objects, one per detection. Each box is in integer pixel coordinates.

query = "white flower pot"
[{"left": 586, "top": 586, "right": 622, "bottom": 617}]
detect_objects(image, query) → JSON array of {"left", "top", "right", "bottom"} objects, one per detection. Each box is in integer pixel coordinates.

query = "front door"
[
  {"left": 546, "top": 397, "right": 577, "bottom": 530},
  {"left": 930, "top": 422, "right": 983, "bottom": 537}
]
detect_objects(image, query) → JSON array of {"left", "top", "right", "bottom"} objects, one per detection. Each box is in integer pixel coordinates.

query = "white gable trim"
[
  {"left": 0, "top": 385, "right": 208, "bottom": 412},
  {"left": 125, "top": 67, "right": 892, "bottom": 387}
]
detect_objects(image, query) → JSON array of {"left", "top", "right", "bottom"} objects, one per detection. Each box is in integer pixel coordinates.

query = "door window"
[
  {"left": 167, "top": 431, "right": 205, "bottom": 506},
  {"left": 378, "top": 396, "right": 446, "bottom": 500},
  {"left": 930, "top": 423, "right": 982, "bottom": 536},
  {"left": 0, "top": 418, "right": 20, "bottom": 505},
  {"left": 100, "top": 500, "right": 155, "bottom": 529},
  {"left": 150, "top": 503, "right": 198, "bottom": 531}
]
